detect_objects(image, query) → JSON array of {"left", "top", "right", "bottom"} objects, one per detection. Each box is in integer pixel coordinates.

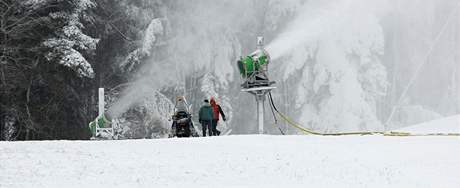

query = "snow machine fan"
[{"left": 237, "top": 37, "right": 275, "bottom": 88}]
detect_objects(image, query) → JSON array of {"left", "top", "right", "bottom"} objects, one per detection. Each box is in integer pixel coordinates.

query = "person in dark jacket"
[
  {"left": 210, "top": 97, "right": 226, "bottom": 136},
  {"left": 199, "top": 99, "right": 214, "bottom": 137}
]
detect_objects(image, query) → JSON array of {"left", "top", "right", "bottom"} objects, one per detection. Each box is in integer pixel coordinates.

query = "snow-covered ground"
[{"left": 1, "top": 135, "right": 459, "bottom": 188}]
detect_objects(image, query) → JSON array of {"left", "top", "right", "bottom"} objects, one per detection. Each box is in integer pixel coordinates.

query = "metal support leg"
[
  {"left": 242, "top": 86, "right": 275, "bottom": 135},
  {"left": 257, "top": 93, "right": 265, "bottom": 134}
]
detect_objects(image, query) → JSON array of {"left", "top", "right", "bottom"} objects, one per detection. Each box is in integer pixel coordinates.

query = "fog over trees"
[{"left": 1, "top": 0, "right": 458, "bottom": 140}]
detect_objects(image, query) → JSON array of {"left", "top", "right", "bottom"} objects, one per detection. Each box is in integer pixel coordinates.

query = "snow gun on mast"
[
  {"left": 237, "top": 37, "right": 275, "bottom": 88},
  {"left": 237, "top": 37, "right": 276, "bottom": 134}
]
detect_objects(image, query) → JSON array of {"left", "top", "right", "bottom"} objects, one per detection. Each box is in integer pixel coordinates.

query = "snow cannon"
[
  {"left": 237, "top": 37, "right": 274, "bottom": 88},
  {"left": 88, "top": 88, "right": 114, "bottom": 139},
  {"left": 88, "top": 113, "right": 111, "bottom": 136},
  {"left": 238, "top": 37, "right": 276, "bottom": 134}
]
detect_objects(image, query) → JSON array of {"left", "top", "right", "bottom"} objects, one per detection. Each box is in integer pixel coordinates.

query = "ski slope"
[
  {"left": 1, "top": 135, "right": 460, "bottom": 188},
  {"left": 397, "top": 114, "right": 460, "bottom": 134}
]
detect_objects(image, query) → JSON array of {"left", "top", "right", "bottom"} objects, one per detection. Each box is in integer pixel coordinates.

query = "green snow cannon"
[
  {"left": 88, "top": 114, "right": 111, "bottom": 136},
  {"left": 237, "top": 51, "right": 269, "bottom": 78},
  {"left": 238, "top": 36, "right": 270, "bottom": 78},
  {"left": 237, "top": 36, "right": 273, "bottom": 88}
]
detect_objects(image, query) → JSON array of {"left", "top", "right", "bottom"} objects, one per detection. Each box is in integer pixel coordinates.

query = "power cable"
[{"left": 268, "top": 92, "right": 285, "bottom": 135}]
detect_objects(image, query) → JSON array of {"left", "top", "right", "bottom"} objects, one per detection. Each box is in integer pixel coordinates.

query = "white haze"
[
  {"left": 108, "top": 0, "right": 459, "bottom": 133},
  {"left": 108, "top": 0, "right": 383, "bottom": 119},
  {"left": 266, "top": 0, "right": 388, "bottom": 61},
  {"left": 108, "top": 0, "right": 252, "bottom": 118}
]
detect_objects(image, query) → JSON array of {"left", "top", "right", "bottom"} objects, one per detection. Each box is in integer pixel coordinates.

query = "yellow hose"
[{"left": 275, "top": 110, "right": 460, "bottom": 137}]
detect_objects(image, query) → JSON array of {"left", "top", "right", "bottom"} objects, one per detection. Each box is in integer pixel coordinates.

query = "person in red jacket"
[{"left": 210, "top": 97, "right": 226, "bottom": 136}]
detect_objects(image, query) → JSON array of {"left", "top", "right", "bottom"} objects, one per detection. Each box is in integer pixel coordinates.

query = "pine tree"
[
  {"left": 42, "top": 0, "right": 99, "bottom": 78},
  {"left": 0, "top": 0, "right": 99, "bottom": 140}
]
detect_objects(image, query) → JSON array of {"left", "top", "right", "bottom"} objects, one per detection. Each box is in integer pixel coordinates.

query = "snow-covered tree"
[
  {"left": 271, "top": 0, "right": 388, "bottom": 133},
  {"left": 121, "top": 18, "right": 165, "bottom": 72},
  {"left": 42, "top": 0, "right": 99, "bottom": 78},
  {"left": 1, "top": 0, "right": 101, "bottom": 140}
]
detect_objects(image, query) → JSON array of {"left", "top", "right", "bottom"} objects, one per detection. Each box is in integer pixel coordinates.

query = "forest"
[{"left": 1, "top": 0, "right": 459, "bottom": 140}]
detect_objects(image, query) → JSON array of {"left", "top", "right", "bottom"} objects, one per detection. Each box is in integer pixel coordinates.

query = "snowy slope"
[
  {"left": 1, "top": 135, "right": 460, "bottom": 188},
  {"left": 397, "top": 114, "right": 460, "bottom": 134}
]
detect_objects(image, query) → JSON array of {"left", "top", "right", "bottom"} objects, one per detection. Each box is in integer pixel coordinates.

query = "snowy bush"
[
  {"left": 1, "top": 115, "right": 16, "bottom": 141},
  {"left": 107, "top": 87, "right": 174, "bottom": 139}
]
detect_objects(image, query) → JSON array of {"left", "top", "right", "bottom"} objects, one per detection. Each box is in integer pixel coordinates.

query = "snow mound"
[
  {"left": 396, "top": 114, "right": 460, "bottom": 134},
  {"left": 1, "top": 135, "right": 460, "bottom": 188}
]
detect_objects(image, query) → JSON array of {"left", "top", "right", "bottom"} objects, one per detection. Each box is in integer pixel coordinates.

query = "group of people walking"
[{"left": 199, "top": 97, "right": 226, "bottom": 136}]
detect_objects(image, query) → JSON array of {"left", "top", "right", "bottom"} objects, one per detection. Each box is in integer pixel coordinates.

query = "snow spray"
[
  {"left": 107, "top": 0, "right": 253, "bottom": 118},
  {"left": 265, "top": 0, "right": 387, "bottom": 61},
  {"left": 107, "top": 71, "right": 176, "bottom": 118}
]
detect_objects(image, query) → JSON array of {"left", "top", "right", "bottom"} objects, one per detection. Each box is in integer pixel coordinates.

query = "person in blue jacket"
[{"left": 199, "top": 99, "right": 214, "bottom": 137}]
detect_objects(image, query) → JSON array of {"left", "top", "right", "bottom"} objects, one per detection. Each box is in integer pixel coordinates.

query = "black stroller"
[{"left": 170, "top": 96, "right": 198, "bottom": 138}]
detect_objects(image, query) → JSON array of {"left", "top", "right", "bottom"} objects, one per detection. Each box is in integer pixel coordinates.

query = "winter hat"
[
  {"left": 204, "top": 99, "right": 209, "bottom": 103},
  {"left": 210, "top": 97, "right": 216, "bottom": 105}
]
